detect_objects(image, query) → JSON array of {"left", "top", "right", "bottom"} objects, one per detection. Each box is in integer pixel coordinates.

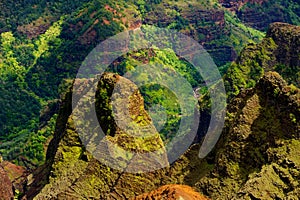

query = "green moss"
[
  {"left": 224, "top": 37, "right": 280, "bottom": 100},
  {"left": 289, "top": 113, "right": 297, "bottom": 123}
]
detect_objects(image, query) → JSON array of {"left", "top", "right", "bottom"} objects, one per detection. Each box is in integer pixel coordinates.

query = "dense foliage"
[
  {"left": 0, "top": 0, "right": 123, "bottom": 166},
  {"left": 0, "top": 0, "right": 298, "bottom": 166},
  {"left": 237, "top": 0, "right": 300, "bottom": 30}
]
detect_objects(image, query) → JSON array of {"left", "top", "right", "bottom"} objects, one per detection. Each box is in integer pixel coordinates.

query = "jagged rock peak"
[{"left": 257, "top": 71, "right": 287, "bottom": 90}]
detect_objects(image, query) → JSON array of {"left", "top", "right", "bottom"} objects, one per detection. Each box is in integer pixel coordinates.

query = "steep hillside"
[
  {"left": 22, "top": 72, "right": 299, "bottom": 199},
  {"left": 141, "top": 0, "right": 265, "bottom": 66},
  {"left": 0, "top": 0, "right": 124, "bottom": 166},
  {"left": 219, "top": 0, "right": 300, "bottom": 31},
  {"left": 196, "top": 72, "right": 300, "bottom": 199},
  {"left": 224, "top": 22, "right": 300, "bottom": 99},
  {"left": 0, "top": 0, "right": 89, "bottom": 33},
  {"left": 0, "top": 0, "right": 300, "bottom": 199},
  {"left": 25, "top": 73, "right": 170, "bottom": 199},
  {"left": 19, "top": 22, "right": 300, "bottom": 199},
  {"left": 237, "top": 0, "right": 300, "bottom": 31},
  {"left": 0, "top": 0, "right": 266, "bottom": 166}
]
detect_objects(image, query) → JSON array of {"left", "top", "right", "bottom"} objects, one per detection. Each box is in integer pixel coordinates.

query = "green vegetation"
[
  {"left": 196, "top": 72, "right": 300, "bottom": 199},
  {"left": 224, "top": 22, "right": 300, "bottom": 100},
  {"left": 237, "top": 0, "right": 300, "bottom": 30},
  {"left": 0, "top": 0, "right": 124, "bottom": 166},
  {"left": 224, "top": 11, "right": 265, "bottom": 52},
  {"left": 101, "top": 47, "right": 203, "bottom": 143},
  {"left": 0, "top": 0, "right": 298, "bottom": 168},
  {"left": 0, "top": 0, "right": 90, "bottom": 31},
  {"left": 224, "top": 37, "right": 276, "bottom": 99},
  {"left": 32, "top": 18, "right": 64, "bottom": 68},
  {"left": 0, "top": 1, "right": 297, "bottom": 199}
]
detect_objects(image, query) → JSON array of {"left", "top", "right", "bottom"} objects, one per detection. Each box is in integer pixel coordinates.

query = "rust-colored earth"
[
  {"left": 132, "top": 184, "right": 209, "bottom": 200},
  {"left": 0, "top": 165, "right": 14, "bottom": 199}
]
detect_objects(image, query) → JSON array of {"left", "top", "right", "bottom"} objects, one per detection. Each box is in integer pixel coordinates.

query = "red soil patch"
[
  {"left": 17, "top": 20, "right": 51, "bottom": 39},
  {"left": 129, "top": 20, "right": 142, "bottom": 30},
  {"left": 104, "top": 5, "right": 118, "bottom": 15},
  {"left": 2, "top": 161, "right": 26, "bottom": 181},
  {"left": 2, "top": 161, "right": 28, "bottom": 195},
  {"left": 132, "top": 184, "right": 210, "bottom": 200},
  {"left": 93, "top": 19, "right": 100, "bottom": 25},
  {"left": 0, "top": 166, "right": 13, "bottom": 199},
  {"left": 103, "top": 18, "right": 110, "bottom": 25}
]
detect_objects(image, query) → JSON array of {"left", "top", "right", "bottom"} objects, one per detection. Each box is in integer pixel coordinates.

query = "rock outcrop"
[
  {"left": 0, "top": 157, "right": 27, "bottom": 199},
  {"left": 225, "top": 22, "right": 300, "bottom": 99},
  {"left": 219, "top": 0, "right": 265, "bottom": 10},
  {"left": 25, "top": 73, "right": 171, "bottom": 199},
  {"left": 23, "top": 23, "right": 300, "bottom": 200},
  {"left": 267, "top": 22, "right": 300, "bottom": 69},
  {"left": 25, "top": 69, "right": 299, "bottom": 199},
  {"left": 1, "top": 160, "right": 27, "bottom": 196},
  {"left": 142, "top": 1, "right": 242, "bottom": 66},
  {"left": 196, "top": 72, "right": 300, "bottom": 199}
]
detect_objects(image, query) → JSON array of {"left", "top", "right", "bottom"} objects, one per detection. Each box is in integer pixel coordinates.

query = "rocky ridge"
[
  {"left": 224, "top": 22, "right": 300, "bottom": 99},
  {"left": 16, "top": 22, "right": 300, "bottom": 200},
  {"left": 196, "top": 71, "right": 300, "bottom": 199},
  {"left": 22, "top": 70, "right": 300, "bottom": 200}
]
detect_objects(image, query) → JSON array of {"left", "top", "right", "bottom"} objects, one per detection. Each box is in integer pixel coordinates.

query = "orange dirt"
[
  {"left": 132, "top": 184, "right": 210, "bottom": 200},
  {"left": 2, "top": 161, "right": 26, "bottom": 180}
]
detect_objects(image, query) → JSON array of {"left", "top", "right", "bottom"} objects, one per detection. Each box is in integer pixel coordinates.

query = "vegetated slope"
[
  {"left": 196, "top": 71, "right": 300, "bottom": 199},
  {"left": 104, "top": 47, "right": 204, "bottom": 143},
  {"left": 140, "top": 0, "right": 265, "bottom": 67},
  {"left": 0, "top": 0, "right": 124, "bottom": 166},
  {"left": 219, "top": 0, "right": 300, "bottom": 31},
  {"left": 25, "top": 73, "right": 170, "bottom": 199},
  {"left": 0, "top": 0, "right": 266, "bottom": 167},
  {"left": 0, "top": 0, "right": 297, "bottom": 181},
  {"left": 0, "top": 0, "right": 90, "bottom": 33},
  {"left": 22, "top": 72, "right": 300, "bottom": 199},
  {"left": 23, "top": 72, "right": 299, "bottom": 199},
  {"left": 22, "top": 70, "right": 212, "bottom": 199},
  {"left": 20, "top": 23, "right": 300, "bottom": 199},
  {"left": 224, "top": 22, "right": 300, "bottom": 99},
  {"left": 236, "top": 0, "right": 300, "bottom": 31}
]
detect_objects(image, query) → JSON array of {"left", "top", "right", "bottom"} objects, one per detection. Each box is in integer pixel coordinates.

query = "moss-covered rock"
[
  {"left": 195, "top": 72, "right": 300, "bottom": 199},
  {"left": 27, "top": 73, "right": 172, "bottom": 199},
  {"left": 24, "top": 23, "right": 300, "bottom": 200},
  {"left": 225, "top": 23, "right": 300, "bottom": 100}
]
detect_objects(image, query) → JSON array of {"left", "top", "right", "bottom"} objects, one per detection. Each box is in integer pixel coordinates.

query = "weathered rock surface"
[
  {"left": 225, "top": 23, "right": 300, "bottom": 98},
  {"left": 25, "top": 74, "right": 172, "bottom": 199},
  {"left": 23, "top": 23, "right": 300, "bottom": 200},
  {"left": 267, "top": 22, "right": 300, "bottom": 70},
  {"left": 196, "top": 72, "right": 300, "bottom": 199}
]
